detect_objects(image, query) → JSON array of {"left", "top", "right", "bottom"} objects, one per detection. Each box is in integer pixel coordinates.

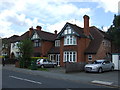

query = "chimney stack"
[
  {"left": 29, "top": 26, "right": 33, "bottom": 37},
  {"left": 83, "top": 15, "right": 90, "bottom": 36},
  {"left": 36, "top": 26, "right": 42, "bottom": 31},
  {"left": 54, "top": 30, "right": 57, "bottom": 35}
]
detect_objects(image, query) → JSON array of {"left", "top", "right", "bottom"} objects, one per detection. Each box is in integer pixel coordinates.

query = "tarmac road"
[{"left": 2, "top": 69, "right": 110, "bottom": 89}]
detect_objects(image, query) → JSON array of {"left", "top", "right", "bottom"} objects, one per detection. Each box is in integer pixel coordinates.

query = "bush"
[{"left": 30, "top": 57, "right": 48, "bottom": 63}]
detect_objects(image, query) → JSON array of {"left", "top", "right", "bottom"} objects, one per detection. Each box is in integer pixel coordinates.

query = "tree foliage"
[
  {"left": 17, "top": 39, "right": 33, "bottom": 68},
  {"left": 107, "top": 15, "right": 120, "bottom": 52}
]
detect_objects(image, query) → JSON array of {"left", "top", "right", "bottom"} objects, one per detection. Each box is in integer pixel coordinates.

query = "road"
[{"left": 2, "top": 69, "right": 112, "bottom": 89}]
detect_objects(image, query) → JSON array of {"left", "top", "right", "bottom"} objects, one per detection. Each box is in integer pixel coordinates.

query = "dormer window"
[
  {"left": 55, "top": 40, "right": 60, "bottom": 47},
  {"left": 64, "top": 26, "right": 72, "bottom": 35}
]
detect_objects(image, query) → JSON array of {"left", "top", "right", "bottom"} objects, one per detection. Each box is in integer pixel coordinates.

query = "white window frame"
[
  {"left": 63, "top": 51, "right": 77, "bottom": 62},
  {"left": 64, "top": 35, "right": 77, "bottom": 45},
  {"left": 88, "top": 55, "right": 92, "bottom": 61},
  {"left": 64, "top": 26, "right": 72, "bottom": 35},
  {"left": 55, "top": 40, "right": 60, "bottom": 47},
  {"left": 32, "top": 33, "right": 39, "bottom": 39},
  {"left": 34, "top": 40, "right": 41, "bottom": 47},
  {"left": 49, "top": 54, "right": 55, "bottom": 62}
]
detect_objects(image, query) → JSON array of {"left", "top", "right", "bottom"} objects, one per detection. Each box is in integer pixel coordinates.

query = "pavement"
[{"left": 2, "top": 64, "right": 120, "bottom": 88}]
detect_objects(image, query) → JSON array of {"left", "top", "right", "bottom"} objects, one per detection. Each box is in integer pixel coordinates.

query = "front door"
[{"left": 56, "top": 54, "right": 60, "bottom": 66}]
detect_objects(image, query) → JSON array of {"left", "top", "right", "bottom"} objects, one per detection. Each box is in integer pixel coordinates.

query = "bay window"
[
  {"left": 63, "top": 51, "right": 77, "bottom": 62},
  {"left": 64, "top": 35, "right": 77, "bottom": 45}
]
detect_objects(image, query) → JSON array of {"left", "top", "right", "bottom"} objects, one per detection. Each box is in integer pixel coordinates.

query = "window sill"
[{"left": 64, "top": 44, "right": 77, "bottom": 46}]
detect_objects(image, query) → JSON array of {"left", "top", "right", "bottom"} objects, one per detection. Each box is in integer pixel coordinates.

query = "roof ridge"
[
  {"left": 91, "top": 26, "right": 104, "bottom": 37},
  {"left": 67, "top": 22, "right": 83, "bottom": 29},
  {"left": 35, "top": 29, "right": 56, "bottom": 35}
]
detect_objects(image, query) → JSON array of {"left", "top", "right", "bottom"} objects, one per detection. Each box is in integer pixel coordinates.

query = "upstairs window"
[
  {"left": 34, "top": 40, "right": 41, "bottom": 47},
  {"left": 64, "top": 35, "right": 77, "bottom": 45},
  {"left": 55, "top": 40, "right": 60, "bottom": 47}
]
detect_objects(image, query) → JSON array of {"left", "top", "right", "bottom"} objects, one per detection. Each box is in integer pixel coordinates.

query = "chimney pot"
[
  {"left": 36, "top": 26, "right": 42, "bottom": 31},
  {"left": 54, "top": 30, "right": 57, "bottom": 34},
  {"left": 29, "top": 26, "right": 33, "bottom": 31}
]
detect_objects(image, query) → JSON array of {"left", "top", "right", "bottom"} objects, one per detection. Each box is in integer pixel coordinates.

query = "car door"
[
  {"left": 106, "top": 61, "right": 111, "bottom": 70},
  {"left": 102, "top": 61, "right": 106, "bottom": 71},
  {"left": 47, "top": 60, "right": 53, "bottom": 67},
  {"left": 103, "top": 61, "right": 110, "bottom": 71},
  {"left": 43, "top": 59, "right": 48, "bottom": 67}
]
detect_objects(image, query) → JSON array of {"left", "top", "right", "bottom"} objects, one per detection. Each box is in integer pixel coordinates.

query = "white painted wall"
[
  {"left": 112, "top": 54, "right": 120, "bottom": 70},
  {"left": 10, "top": 42, "right": 20, "bottom": 58}
]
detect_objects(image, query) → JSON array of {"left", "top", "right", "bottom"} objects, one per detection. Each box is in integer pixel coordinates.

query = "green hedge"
[{"left": 30, "top": 57, "right": 48, "bottom": 62}]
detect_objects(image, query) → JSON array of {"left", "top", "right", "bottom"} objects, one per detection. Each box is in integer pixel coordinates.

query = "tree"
[
  {"left": 107, "top": 15, "right": 120, "bottom": 52},
  {"left": 17, "top": 39, "right": 33, "bottom": 68}
]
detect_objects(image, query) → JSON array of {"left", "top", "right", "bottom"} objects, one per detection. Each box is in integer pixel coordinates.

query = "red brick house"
[
  {"left": 29, "top": 26, "right": 57, "bottom": 57},
  {"left": 8, "top": 15, "right": 111, "bottom": 67},
  {"left": 10, "top": 26, "right": 57, "bottom": 58},
  {"left": 48, "top": 15, "right": 111, "bottom": 66}
]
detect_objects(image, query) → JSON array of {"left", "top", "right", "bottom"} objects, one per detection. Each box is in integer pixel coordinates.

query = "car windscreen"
[{"left": 92, "top": 60, "right": 103, "bottom": 64}]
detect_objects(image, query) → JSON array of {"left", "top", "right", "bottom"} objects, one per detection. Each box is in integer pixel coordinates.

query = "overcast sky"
[{"left": 0, "top": 0, "right": 119, "bottom": 38}]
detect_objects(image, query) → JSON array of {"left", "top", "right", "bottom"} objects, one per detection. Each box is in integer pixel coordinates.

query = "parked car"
[
  {"left": 84, "top": 60, "right": 114, "bottom": 73},
  {"left": 36, "top": 59, "right": 57, "bottom": 68}
]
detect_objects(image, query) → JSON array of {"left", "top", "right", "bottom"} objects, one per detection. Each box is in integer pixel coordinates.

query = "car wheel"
[
  {"left": 98, "top": 68, "right": 103, "bottom": 73},
  {"left": 41, "top": 65, "right": 44, "bottom": 68},
  {"left": 111, "top": 66, "right": 114, "bottom": 71},
  {"left": 52, "top": 65, "right": 54, "bottom": 68}
]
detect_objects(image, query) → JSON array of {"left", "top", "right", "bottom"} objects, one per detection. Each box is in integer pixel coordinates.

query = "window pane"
[
  {"left": 67, "top": 52, "right": 69, "bottom": 62},
  {"left": 88, "top": 55, "right": 92, "bottom": 61},
  {"left": 73, "top": 36, "right": 76, "bottom": 44},
  {"left": 70, "top": 52, "right": 72, "bottom": 62},
  {"left": 73, "top": 52, "right": 76, "bottom": 62},
  {"left": 67, "top": 38, "right": 69, "bottom": 44},
  {"left": 64, "top": 30, "right": 67, "bottom": 34}
]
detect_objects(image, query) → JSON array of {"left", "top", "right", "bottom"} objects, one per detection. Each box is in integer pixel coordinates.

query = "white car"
[
  {"left": 36, "top": 59, "right": 57, "bottom": 68},
  {"left": 84, "top": 60, "right": 114, "bottom": 73}
]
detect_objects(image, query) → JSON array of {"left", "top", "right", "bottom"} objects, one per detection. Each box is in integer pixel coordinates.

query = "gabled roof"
[
  {"left": 85, "top": 26, "right": 110, "bottom": 54},
  {"left": 84, "top": 27, "right": 103, "bottom": 54},
  {"left": 57, "top": 22, "right": 86, "bottom": 39},
  {"left": 33, "top": 29, "right": 57, "bottom": 41},
  {"left": 2, "top": 35, "right": 19, "bottom": 43},
  {"left": 66, "top": 22, "right": 86, "bottom": 37},
  {"left": 11, "top": 31, "right": 29, "bottom": 43}
]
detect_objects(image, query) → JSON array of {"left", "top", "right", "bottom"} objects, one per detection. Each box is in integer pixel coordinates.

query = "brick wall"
[
  {"left": 41, "top": 41, "right": 54, "bottom": 56},
  {"left": 60, "top": 38, "right": 64, "bottom": 66},
  {"left": 60, "top": 37, "right": 91, "bottom": 66},
  {"left": 94, "top": 39, "right": 111, "bottom": 60},
  {"left": 33, "top": 40, "right": 54, "bottom": 57},
  {"left": 86, "top": 39, "right": 111, "bottom": 63}
]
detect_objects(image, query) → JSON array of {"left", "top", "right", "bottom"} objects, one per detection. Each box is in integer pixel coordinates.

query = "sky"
[{"left": 0, "top": 0, "right": 120, "bottom": 38}]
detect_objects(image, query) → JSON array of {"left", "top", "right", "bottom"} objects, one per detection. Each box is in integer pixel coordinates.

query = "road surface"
[{"left": 2, "top": 69, "right": 112, "bottom": 89}]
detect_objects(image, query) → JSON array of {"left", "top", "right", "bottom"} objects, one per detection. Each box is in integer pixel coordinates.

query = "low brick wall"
[
  {"left": 5, "top": 59, "right": 17, "bottom": 64},
  {"left": 65, "top": 62, "right": 86, "bottom": 73}
]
